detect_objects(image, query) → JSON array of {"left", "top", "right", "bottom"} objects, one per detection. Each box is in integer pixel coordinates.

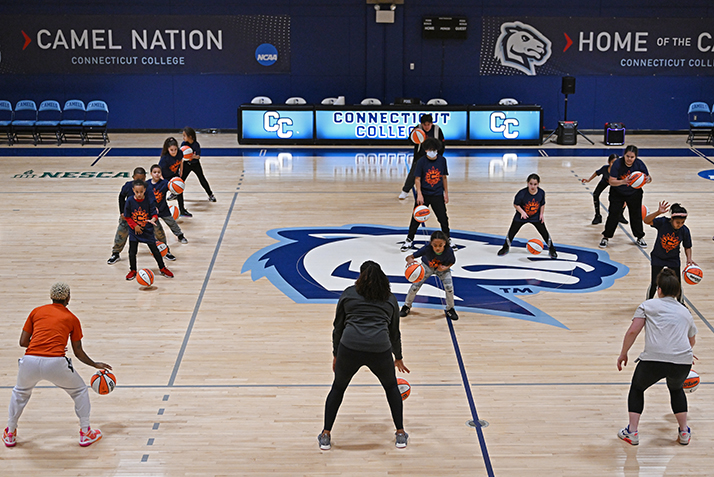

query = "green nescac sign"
[{"left": 13, "top": 170, "right": 130, "bottom": 179}]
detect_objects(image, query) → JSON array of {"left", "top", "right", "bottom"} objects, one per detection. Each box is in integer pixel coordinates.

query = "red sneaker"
[
  {"left": 160, "top": 267, "right": 174, "bottom": 278},
  {"left": 79, "top": 427, "right": 102, "bottom": 447},
  {"left": 3, "top": 427, "right": 16, "bottom": 447},
  {"left": 126, "top": 270, "right": 137, "bottom": 280}
]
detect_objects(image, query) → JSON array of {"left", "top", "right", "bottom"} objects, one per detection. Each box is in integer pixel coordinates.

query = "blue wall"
[{"left": 2, "top": 1, "right": 713, "bottom": 131}]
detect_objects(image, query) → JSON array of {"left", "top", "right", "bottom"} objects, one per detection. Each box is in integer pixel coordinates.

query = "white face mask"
[{"left": 426, "top": 150, "right": 437, "bottom": 159}]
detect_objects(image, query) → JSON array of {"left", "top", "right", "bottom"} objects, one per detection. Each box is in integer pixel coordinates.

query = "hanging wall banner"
[
  {"left": 0, "top": 15, "right": 290, "bottom": 74},
  {"left": 481, "top": 17, "right": 714, "bottom": 76}
]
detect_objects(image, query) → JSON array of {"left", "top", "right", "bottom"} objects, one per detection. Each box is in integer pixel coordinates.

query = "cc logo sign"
[
  {"left": 489, "top": 112, "right": 519, "bottom": 139},
  {"left": 263, "top": 111, "right": 294, "bottom": 138}
]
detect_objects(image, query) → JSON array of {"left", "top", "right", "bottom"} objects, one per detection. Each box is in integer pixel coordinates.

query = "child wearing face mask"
[
  {"left": 400, "top": 138, "right": 453, "bottom": 252},
  {"left": 398, "top": 114, "right": 445, "bottom": 200}
]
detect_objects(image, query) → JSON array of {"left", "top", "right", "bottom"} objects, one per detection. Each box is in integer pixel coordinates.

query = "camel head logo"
[{"left": 495, "top": 21, "right": 552, "bottom": 76}]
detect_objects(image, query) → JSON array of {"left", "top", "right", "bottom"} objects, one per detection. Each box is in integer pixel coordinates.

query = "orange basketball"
[
  {"left": 628, "top": 171, "right": 646, "bottom": 189},
  {"left": 410, "top": 128, "right": 426, "bottom": 144},
  {"left": 397, "top": 377, "right": 411, "bottom": 400},
  {"left": 405, "top": 262, "right": 425, "bottom": 283},
  {"left": 156, "top": 241, "right": 168, "bottom": 257},
  {"left": 180, "top": 145, "right": 193, "bottom": 159},
  {"left": 168, "top": 177, "right": 185, "bottom": 194},
  {"left": 684, "top": 370, "right": 700, "bottom": 393},
  {"left": 683, "top": 265, "right": 703, "bottom": 285},
  {"left": 641, "top": 205, "right": 649, "bottom": 220},
  {"left": 90, "top": 369, "right": 117, "bottom": 395},
  {"left": 413, "top": 205, "right": 431, "bottom": 223},
  {"left": 526, "top": 238, "right": 545, "bottom": 255},
  {"left": 169, "top": 204, "right": 180, "bottom": 220},
  {"left": 137, "top": 268, "right": 154, "bottom": 287}
]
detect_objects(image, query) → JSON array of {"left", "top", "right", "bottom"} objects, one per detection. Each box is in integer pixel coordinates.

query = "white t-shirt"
[{"left": 635, "top": 296, "right": 697, "bottom": 365}]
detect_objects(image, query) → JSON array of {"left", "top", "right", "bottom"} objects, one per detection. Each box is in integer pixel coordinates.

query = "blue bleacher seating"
[
  {"left": 82, "top": 100, "right": 109, "bottom": 146},
  {"left": 11, "top": 100, "right": 38, "bottom": 145},
  {"left": 36, "top": 100, "right": 62, "bottom": 146},
  {"left": 60, "top": 100, "right": 86, "bottom": 144},
  {"left": 0, "top": 101, "right": 13, "bottom": 145},
  {"left": 687, "top": 102, "right": 713, "bottom": 145}
]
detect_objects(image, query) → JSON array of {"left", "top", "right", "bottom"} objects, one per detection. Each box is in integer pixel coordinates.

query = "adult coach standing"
[
  {"left": 3, "top": 282, "right": 111, "bottom": 448},
  {"left": 600, "top": 145, "right": 651, "bottom": 248},
  {"left": 398, "top": 114, "right": 445, "bottom": 200}
]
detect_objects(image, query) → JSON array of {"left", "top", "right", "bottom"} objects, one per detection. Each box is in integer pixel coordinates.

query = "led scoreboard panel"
[
  {"left": 315, "top": 107, "right": 467, "bottom": 144},
  {"left": 469, "top": 106, "right": 543, "bottom": 145},
  {"left": 238, "top": 104, "right": 542, "bottom": 145},
  {"left": 238, "top": 105, "right": 314, "bottom": 144}
]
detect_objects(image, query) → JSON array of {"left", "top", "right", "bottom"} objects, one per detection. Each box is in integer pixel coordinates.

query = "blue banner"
[
  {"left": 241, "top": 109, "right": 313, "bottom": 141},
  {"left": 481, "top": 17, "right": 714, "bottom": 76},
  {"left": 0, "top": 15, "right": 290, "bottom": 74},
  {"left": 470, "top": 109, "right": 542, "bottom": 143}
]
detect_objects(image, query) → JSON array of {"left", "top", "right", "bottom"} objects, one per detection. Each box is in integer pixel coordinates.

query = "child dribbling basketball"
[
  {"left": 643, "top": 201, "right": 695, "bottom": 300},
  {"left": 124, "top": 180, "right": 173, "bottom": 280},
  {"left": 498, "top": 174, "right": 557, "bottom": 259},
  {"left": 148, "top": 164, "right": 188, "bottom": 247},
  {"left": 581, "top": 154, "right": 628, "bottom": 225},
  {"left": 400, "top": 231, "right": 458, "bottom": 321},
  {"left": 159, "top": 137, "right": 191, "bottom": 217},
  {"left": 181, "top": 127, "right": 216, "bottom": 202}
]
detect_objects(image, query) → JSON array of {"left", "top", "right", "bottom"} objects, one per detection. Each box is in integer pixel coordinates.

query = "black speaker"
[
  {"left": 604, "top": 122, "right": 625, "bottom": 146},
  {"left": 556, "top": 121, "right": 577, "bottom": 145},
  {"left": 561, "top": 76, "right": 576, "bottom": 95}
]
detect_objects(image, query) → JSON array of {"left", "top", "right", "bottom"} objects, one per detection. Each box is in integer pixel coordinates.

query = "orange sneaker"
[
  {"left": 160, "top": 267, "right": 174, "bottom": 278},
  {"left": 79, "top": 427, "right": 102, "bottom": 447},
  {"left": 3, "top": 427, "right": 16, "bottom": 447}
]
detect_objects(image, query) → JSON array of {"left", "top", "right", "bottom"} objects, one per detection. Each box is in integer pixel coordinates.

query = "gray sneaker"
[
  {"left": 318, "top": 431, "right": 331, "bottom": 450},
  {"left": 395, "top": 431, "right": 409, "bottom": 448}
]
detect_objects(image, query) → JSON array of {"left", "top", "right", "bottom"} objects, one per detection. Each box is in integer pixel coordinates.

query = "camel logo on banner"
[
  {"left": 241, "top": 225, "right": 628, "bottom": 329},
  {"left": 495, "top": 21, "right": 552, "bottom": 76}
]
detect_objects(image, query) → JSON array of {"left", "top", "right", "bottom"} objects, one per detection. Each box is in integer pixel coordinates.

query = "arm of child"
[
  {"left": 514, "top": 204, "right": 528, "bottom": 220},
  {"left": 415, "top": 177, "right": 423, "bottom": 205},
  {"left": 405, "top": 254, "right": 416, "bottom": 264},
  {"left": 581, "top": 172, "right": 597, "bottom": 183},
  {"left": 539, "top": 204, "right": 545, "bottom": 223},
  {"left": 442, "top": 176, "right": 449, "bottom": 204}
]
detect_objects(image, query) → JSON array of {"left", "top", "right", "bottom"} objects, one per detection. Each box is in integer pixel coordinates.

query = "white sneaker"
[
  {"left": 400, "top": 238, "right": 413, "bottom": 252},
  {"left": 678, "top": 426, "right": 691, "bottom": 445},
  {"left": 618, "top": 425, "right": 638, "bottom": 445},
  {"left": 398, "top": 191, "right": 409, "bottom": 200}
]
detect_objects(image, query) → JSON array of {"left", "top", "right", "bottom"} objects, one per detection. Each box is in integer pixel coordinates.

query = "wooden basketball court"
[{"left": 0, "top": 133, "right": 712, "bottom": 476}]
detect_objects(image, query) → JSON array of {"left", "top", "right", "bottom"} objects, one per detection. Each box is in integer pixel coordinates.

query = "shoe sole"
[
  {"left": 165, "top": 257, "right": 176, "bottom": 261},
  {"left": 79, "top": 435, "right": 102, "bottom": 447},
  {"left": 3, "top": 441, "right": 16, "bottom": 447},
  {"left": 396, "top": 442, "right": 407, "bottom": 448},
  {"left": 319, "top": 445, "right": 331, "bottom": 450},
  {"left": 618, "top": 434, "right": 638, "bottom": 445}
]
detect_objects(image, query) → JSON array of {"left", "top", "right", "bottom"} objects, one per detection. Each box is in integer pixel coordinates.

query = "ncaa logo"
[
  {"left": 495, "top": 21, "right": 552, "bottom": 76},
  {"left": 490, "top": 112, "right": 519, "bottom": 139},
  {"left": 242, "top": 225, "right": 628, "bottom": 329},
  {"left": 263, "top": 111, "right": 293, "bottom": 138},
  {"left": 255, "top": 43, "right": 278, "bottom": 66}
]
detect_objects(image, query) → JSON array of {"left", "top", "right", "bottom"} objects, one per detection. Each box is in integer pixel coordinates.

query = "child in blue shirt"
[
  {"left": 400, "top": 231, "right": 458, "bottom": 321},
  {"left": 159, "top": 137, "right": 192, "bottom": 217},
  {"left": 181, "top": 127, "right": 216, "bottom": 202},
  {"left": 148, "top": 164, "right": 188, "bottom": 248},
  {"left": 498, "top": 173, "right": 557, "bottom": 259}
]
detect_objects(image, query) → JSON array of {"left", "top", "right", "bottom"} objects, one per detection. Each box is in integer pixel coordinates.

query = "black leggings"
[
  {"left": 648, "top": 264, "right": 682, "bottom": 300},
  {"left": 401, "top": 155, "right": 425, "bottom": 193},
  {"left": 592, "top": 180, "right": 609, "bottom": 215},
  {"left": 503, "top": 220, "right": 553, "bottom": 249},
  {"left": 603, "top": 188, "right": 644, "bottom": 239},
  {"left": 182, "top": 160, "right": 213, "bottom": 196},
  {"left": 323, "top": 344, "right": 403, "bottom": 431},
  {"left": 129, "top": 239, "right": 165, "bottom": 271},
  {"left": 407, "top": 194, "right": 449, "bottom": 240},
  {"left": 628, "top": 360, "right": 690, "bottom": 414}
]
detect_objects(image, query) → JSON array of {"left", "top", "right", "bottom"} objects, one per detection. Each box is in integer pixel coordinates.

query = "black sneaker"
[
  {"left": 167, "top": 192, "right": 177, "bottom": 201},
  {"left": 399, "top": 305, "right": 411, "bottom": 317},
  {"left": 208, "top": 194, "right": 217, "bottom": 202},
  {"left": 619, "top": 215, "right": 629, "bottom": 224},
  {"left": 180, "top": 209, "right": 193, "bottom": 218},
  {"left": 107, "top": 253, "right": 120, "bottom": 265},
  {"left": 497, "top": 245, "right": 509, "bottom": 256},
  {"left": 591, "top": 215, "right": 602, "bottom": 225},
  {"left": 446, "top": 308, "right": 459, "bottom": 321},
  {"left": 549, "top": 246, "right": 558, "bottom": 259},
  {"left": 636, "top": 237, "right": 647, "bottom": 248},
  {"left": 599, "top": 237, "right": 608, "bottom": 248},
  {"left": 400, "top": 238, "right": 413, "bottom": 252},
  {"left": 165, "top": 252, "right": 176, "bottom": 261},
  {"left": 178, "top": 235, "right": 188, "bottom": 244},
  {"left": 449, "top": 237, "right": 458, "bottom": 250}
]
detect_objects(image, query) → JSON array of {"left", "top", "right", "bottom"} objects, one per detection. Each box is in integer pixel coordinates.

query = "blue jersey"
[
  {"left": 124, "top": 195, "right": 158, "bottom": 243},
  {"left": 415, "top": 154, "right": 448, "bottom": 196},
  {"left": 413, "top": 243, "right": 456, "bottom": 269},
  {"left": 148, "top": 179, "right": 171, "bottom": 217},
  {"left": 609, "top": 157, "right": 648, "bottom": 196},
  {"left": 159, "top": 151, "right": 182, "bottom": 180},
  {"left": 181, "top": 139, "right": 201, "bottom": 164},
  {"left": 650, "top": 217, "right": 692, "bottom": 267},
  {"left": 118, "top": 180, "right": 135, "bottom": 214},
  {"left": 513, "top": 187, "right": 546, "bottom": 223}
]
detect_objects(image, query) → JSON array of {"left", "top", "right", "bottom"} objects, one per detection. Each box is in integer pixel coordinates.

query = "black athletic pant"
[
  {"left": 592, "top": 180, "right": 609, "bottom": 216},
  {"left": 602, "top": 188, "right": 644, "bottom": 239},
  {"left": 401, "top": 155, "right": 425, "bottom": 193},
  {"left": 129, "top": 239, "right": 165, "bottom": 271},
  {"left": 407, "top": 194, "right": 449, "bottom": 240},
  {"left": 503, "top": 220, "right": 553, "bottom": 249},
  {"left": 628, "top": 360, "right": 690, "bottom": 415},
  {"left": 323, "top": 344, "right": 403, "bottom": 431},
  {"left": 182, "top": 160, "right": 213, "bottom": 196},
  {"left": 648, "top": 264, "right": 682, "bottom": 300}
]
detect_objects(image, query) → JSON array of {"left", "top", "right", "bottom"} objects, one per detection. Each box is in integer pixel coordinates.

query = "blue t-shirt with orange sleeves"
[
  {"left": 609, "top": 156, "right": 649, "bottom": 196},
  {"left": 147, "top": 179, "right": 171, "bottom": 217},
  {"left": 513, "top": 187, "right": 545, "bottom": 223},
  {"left": 650, "top": 217, "right": 692, "bottom": 267},
  {"left": 159, "top": 151, "right": 182, "bottom": 180},
  {"left": 124, "top": 194, "right": 159, "bottom": 243},
  {"left": 181, "top": 139, "right": 201, "bottom": 165},
  {"left": 414, "top": 154, "right": 448, "bottom": 196},
  {"left": 413, "top": 242, "right": 456, "bottom": 269}
]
